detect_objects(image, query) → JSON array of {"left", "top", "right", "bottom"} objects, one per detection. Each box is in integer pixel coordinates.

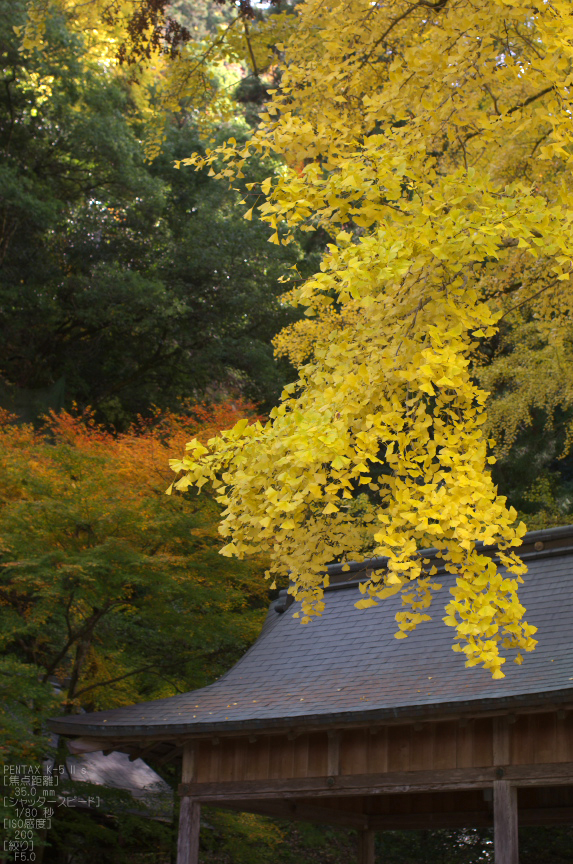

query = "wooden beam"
[
  {"left": 371, "top": 805, "right": 573, "bottom": 830},
  {"left": 358, "top": 829, "right": 375, "bottom": 864},
  {"left": 370, "top": 810, "right": 492, "bottom": 830},
  {"left": 507, "top": 762, "right": 573, "bottom": 785},
  {"left": 180, "top": 761, "right": 573, "bottom": 802},
  {"left": 520, "top": 806, "right": 573, "bottom": 826},
  {"left": 217, "top": 800, "right": 573, "bottom": 832},
  {"left": 494, "top": 781, "right": 518, "bottom": 864},
  {"left": 128, "top": 742, "right": 160, "bottom": 762},
  {"left": 157, "top": 745, "right": 184, "bottom": 767},
  {"left": 59, "top": 704, "right": 573, "bottom": 760}
]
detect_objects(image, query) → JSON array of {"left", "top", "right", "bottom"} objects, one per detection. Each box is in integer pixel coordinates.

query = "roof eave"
[{"left": 48, "top": 686, "right": 573, "bottom": 741}]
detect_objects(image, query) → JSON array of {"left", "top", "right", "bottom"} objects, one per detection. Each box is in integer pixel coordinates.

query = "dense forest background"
[{"left": 1, "top": 0, "right": 573, "bottom": 861}]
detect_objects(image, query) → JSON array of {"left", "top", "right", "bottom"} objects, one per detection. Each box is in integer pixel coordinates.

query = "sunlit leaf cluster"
[{"left": 172, "top": 0, "right": 573, "bottom": 677}]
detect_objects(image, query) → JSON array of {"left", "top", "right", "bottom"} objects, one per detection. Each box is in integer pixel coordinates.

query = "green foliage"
[
  {"left": 41, "top": 780, "right": 174, "bottom": 864},
  {"left": 375, "top": 829, "right": 492, "bottom": 864},
  {"left": 281, "top": 823, "right": 357, "bottom": 864},
  {"left": 199, "top": 815, "right": 356, "bottom": 864},
  {"left": 514, "top": 473, "right": 573, "bottom": 531},
  {"left": 201, "top": 810, "right": 284, "bottom": 864},
  {"left": 198, "top": 820, "right": 497, "bottom": 864},
  {"left": 0, "top": 402, "right": 272, "bottom": 861},
  {"left": 519, "top": 825, "right": 573, "bottom": 864},
  {"left": 194, "top": 821, "right": 573, "bottom": 864},
  {"left": 0, "top": 1, "right": 312, "bottom": 426},
  {"left": 0, "top": 404, "right": 269, "bottom": 756},
  {"left": 169, "top": 0, "right": 235, "bottom": 41},
  {"left": 0, "top": 656, "right": 60, "bottom": 763}
]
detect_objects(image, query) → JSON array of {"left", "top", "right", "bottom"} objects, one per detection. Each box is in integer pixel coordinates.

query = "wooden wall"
[{"left": 192, "top": 710, "right": 573, "bottom": 786}]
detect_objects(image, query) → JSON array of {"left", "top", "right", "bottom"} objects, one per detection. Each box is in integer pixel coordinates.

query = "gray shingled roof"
[{"left": 50, "top": 526, "right": 573, "bottom": 739}]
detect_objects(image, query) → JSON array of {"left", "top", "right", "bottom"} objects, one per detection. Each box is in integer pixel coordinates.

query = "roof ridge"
[{"left": 325, "top": 523, "right": 573, "bottom": 583}]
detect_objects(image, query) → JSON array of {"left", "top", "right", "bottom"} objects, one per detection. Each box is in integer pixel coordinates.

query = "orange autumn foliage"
[{"left": 0, "top": 399, "right": 266, "bottom": 765}]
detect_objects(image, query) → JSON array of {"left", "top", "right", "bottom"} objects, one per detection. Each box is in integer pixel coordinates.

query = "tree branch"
[
  {"left": 462, "top": 86, "right": 554, "bottom": 145},
  {"left": 243, "top": 18, "right": 259, "bottom": 78},
  {"left": 41, "top": 604, "right": 113, "bottom": 683},
  {"left": 498, "top": 279, "right": 559, "bottom": 322},
  {"left": 359, "top": 0, "right": 449, "bottom": 69},
  {"left": 73, "top": 663, "right": 158, "bottom": 698}
]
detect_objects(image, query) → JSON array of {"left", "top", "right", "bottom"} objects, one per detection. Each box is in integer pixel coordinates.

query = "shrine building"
[{"left": 50, "top": 524, "right": 573, "bottom": 864}]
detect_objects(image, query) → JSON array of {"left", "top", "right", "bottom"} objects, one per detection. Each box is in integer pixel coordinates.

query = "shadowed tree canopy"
[{"left": 0, "top": 1, "right": 315, "bottom": 426}]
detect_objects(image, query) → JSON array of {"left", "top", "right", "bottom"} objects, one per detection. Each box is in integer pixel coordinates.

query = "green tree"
[
  {"left": 1, "top": 2, "right": 311, "bottom": 426},
  {"left": 0, "top": 401, "right": 273, "bottom": 860},
  {"left": 0, "top": 402, "right": 269, "bottom": 760}
]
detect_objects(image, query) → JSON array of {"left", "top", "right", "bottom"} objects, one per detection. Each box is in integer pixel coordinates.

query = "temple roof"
[{"left": 50, "top": 525, "right": 573, "bottom": 740}]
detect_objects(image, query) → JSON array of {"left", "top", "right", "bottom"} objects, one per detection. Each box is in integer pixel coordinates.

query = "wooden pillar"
[
  {"left": 358, "top": 829, "right": 375, "bottom": 864},
  {"left": 327, "top": 730, "right": 340, "bottom": 777},
  {"left": 493, "top": 716, "right": 510, "bottom": 767},
  {"left": 177, "top": 743, "right": 200, "bottom": 864},
  {"left": 493, "top": 780, "right": 518, "bottom": 864},
  {"left": 177, "top": 797, "right": 200, "bottom": 864}
]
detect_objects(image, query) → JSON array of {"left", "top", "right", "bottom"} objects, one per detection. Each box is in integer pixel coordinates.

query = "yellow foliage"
[
  {"left": 168, "top": 0, "right": 573, "bottom": 678},
  {"left": 19, "top": 0, "right": 256, "bottom": 155},
  {"left": 273, "top": 295, "right": 366, "bottom": 369},
  {"left": 472, "top": 255, "right": 573, "bottom": 458},
  {"left": 30, "top": 0, "right": 573, "bottom": 676},
  {"left": 21, "top": 0, "right": 138, "bottom": 67}
]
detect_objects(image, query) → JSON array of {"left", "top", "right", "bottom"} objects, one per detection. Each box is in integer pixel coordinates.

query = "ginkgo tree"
[
  {"left": 23, "top": 0, "right": 573, "bottom": 678},
  {"left": 169, "top": 0, "right": 573, "bottom": 680}
]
